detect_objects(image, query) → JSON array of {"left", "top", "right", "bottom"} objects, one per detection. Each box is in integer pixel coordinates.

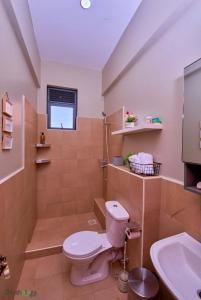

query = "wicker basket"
[{"left": 128, "top": 161, "right": 161, "bottom": 176}]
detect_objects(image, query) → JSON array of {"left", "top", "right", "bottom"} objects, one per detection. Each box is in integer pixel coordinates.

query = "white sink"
[{"left": 150, "top": 232, "right": 201, "bottom": 300}]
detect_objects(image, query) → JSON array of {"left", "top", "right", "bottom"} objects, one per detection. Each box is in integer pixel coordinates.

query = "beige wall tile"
[
  {"left": 107, "top": 165, "right": 143, "bottom": 269},
  {"left": 61, "top": 187, "right": 77, "bottom": 203},
  {"left": 159, "top": 178, "right": 201, "bottom": 241},
  {"left": 37, "top": 115, "right": 103, "bottom": 218},
  {"left": 143, "top": 211, "right": 160, "bottom": 270},
  {"left": 62, "top": 130, "right": 79, "bottom": 147},
  {"left": 0, "top": 99, "right": 37, "bottom": 298},
  {"left": 144, "top": 179, "right": 161, "bottom": 213},
  {"left": 159, "top": 211, "right": 184, "bottom": 239},
  {"left": 103, "top": 109, "right": 123, "bottom": 162}
]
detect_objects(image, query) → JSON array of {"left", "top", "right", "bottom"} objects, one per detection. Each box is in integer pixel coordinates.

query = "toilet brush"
[{"left": 118, "top": 239, "right": 128, "bottom": 293}]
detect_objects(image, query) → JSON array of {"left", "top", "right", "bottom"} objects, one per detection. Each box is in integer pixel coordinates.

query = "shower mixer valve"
[{"left": 0, "top": 255, "right": 10, "bottom": 279}]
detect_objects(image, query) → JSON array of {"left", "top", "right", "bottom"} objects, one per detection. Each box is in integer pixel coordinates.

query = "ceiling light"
[{"left": 80, "top": 0, "right": 91, "bottom": 9}]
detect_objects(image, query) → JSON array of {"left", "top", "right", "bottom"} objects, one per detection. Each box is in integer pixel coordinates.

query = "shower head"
[{"left": 102, "top": 111, "right": 111, "bottom": 125}]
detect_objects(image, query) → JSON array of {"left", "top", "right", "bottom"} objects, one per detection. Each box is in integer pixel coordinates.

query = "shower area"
[
  {"left": 26, "top": 108, "right": 124, "bottom": 257},
  {"left": 102, "top": 108, "right": 124, "bottom": 199},
  {"left": 0, "top": 98, "right": 125, "bottom": 300},
  {"left": 25, "top": 114, "right": 103, "bottom": 256}
]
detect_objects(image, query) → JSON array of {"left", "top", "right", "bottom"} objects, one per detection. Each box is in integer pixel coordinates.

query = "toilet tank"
[{"left": 105, "top": 201, "right": 129, "bottom": 248}]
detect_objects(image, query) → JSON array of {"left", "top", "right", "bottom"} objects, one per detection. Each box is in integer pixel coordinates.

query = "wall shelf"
[
  {"left": 36, "top": 144, "right": 51, "bottom": 148},
  {"left": 111, "top": 124, "right": 163, "bottom": 136},
  {"left": 185, "top": 186, "right": 201, "bottom": 195},
  {"left": 35, "top": 159, "right": 51, "bottom": 165},
  {"left": 184, "top": 163, "right": 201, "bottom": 195}
]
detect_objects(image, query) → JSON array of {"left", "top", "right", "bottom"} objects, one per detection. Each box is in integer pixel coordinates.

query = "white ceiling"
[{"left": 28, "top": 0, "right": 142, "bottom": 70}]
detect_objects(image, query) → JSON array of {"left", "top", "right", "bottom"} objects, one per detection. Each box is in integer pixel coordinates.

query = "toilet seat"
[{"left": 63, "top": 231, "right": 102, "bottom": 259}]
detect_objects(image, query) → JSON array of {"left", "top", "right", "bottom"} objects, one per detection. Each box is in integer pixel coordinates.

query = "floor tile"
[
  {"left": 93, "top": 287, "right": 121, "bottom": 300},
  {"left": 34, "top": 274, "right": 64, "bottom": 300},
  {"left": 15, "top": 213, "right": 127, "bottom": 300},
  {"left": 15, "top": 253, "right": 127, "bottom": 300},
  {"left": 26, "top": 212, "right": 102, "bottom": 253}
]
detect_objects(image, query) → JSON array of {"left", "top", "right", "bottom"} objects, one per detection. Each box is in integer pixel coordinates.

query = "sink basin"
[{"left": 150, "top": 232, "right": 201, "bottom": 300}]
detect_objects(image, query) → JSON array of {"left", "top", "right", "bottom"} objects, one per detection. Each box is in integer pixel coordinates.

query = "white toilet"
[{"left": 63, "top": 201, "right": 129, "bottom": 286}]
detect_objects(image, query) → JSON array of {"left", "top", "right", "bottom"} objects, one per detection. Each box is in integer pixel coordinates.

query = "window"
[{"left": 47, "top": 85, "right": 77, "bottom": 130}]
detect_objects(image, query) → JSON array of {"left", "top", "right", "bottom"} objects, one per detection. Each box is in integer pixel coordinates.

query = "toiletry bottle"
[
  {"left": 145, "top": 116, "right": 152, "bottom": 124},
  {"left": 40, "top": 132, "right": 45, "bottom": 144}
]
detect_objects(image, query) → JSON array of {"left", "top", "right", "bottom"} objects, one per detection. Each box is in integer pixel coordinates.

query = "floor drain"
[
  {"left": 88, "top": 219, "right": 97, "bottom": 226},
  {"left": 197, "top": 289, "right": 201, "bottom": 298}
]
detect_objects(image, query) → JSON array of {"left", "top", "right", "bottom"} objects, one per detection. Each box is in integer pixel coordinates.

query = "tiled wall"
[
  {"left": 104, "top": 110, "right": 201, "bottom": 299},
  {"left": 103, "top": 108, "right": 123, "bottom": 198},
  {"left": 106, "top": 165, "right": 161, "bottom": 270},
  {"left": 36, "top": 114, "right": 103, "bottom": 218},
  {"left": 104, "top": 108, "right": 123, "bottom": 162},
  {"left": 158, "top": 178, "right": 201, "bottom": 299},
  {"left": 142, "top": 178, "right": 161, "bottom": 269},
  {"left": 159, "top": 178, "right": 201, "bottom": 242},
  {"left": 106, "top": 165, "right": 201, "bottom": 300},
  {"left": 0, "top": 100, "right": 37, "bottom": 300},
  {"left": 107, "top": 165, "right": 201, "bottom": 299}
]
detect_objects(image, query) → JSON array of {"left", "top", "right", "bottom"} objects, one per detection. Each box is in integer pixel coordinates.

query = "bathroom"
[{"left": 0, "top": 0, "right": 201, "bottom": 299}]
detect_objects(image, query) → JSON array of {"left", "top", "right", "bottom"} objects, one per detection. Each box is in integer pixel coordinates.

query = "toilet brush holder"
[{"left": 118, "top": 270, "right": 128, "bottom": 293}]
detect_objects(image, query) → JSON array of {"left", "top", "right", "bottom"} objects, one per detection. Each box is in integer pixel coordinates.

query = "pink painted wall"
[
  {"left": 38, "top": 60, "right": 103, "bottom": 117},
  {"left": 103, "top": 1, "right": 201, "bottom": 181},
  {"left": 0, "top": 0, "right": 38, "bottom": 180},
  {"left": 4, "top": 0, "right": 41, "bottom": 86},
  {"left": 102, "top": 0, "right": 193, "bottom": 93}
]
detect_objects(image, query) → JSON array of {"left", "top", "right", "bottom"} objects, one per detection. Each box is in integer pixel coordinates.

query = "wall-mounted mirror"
[{"left": 183, "top": 58, "right": 201, "bottom": 195}]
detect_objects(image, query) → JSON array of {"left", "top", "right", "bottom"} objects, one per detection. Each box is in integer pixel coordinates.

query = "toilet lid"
[{"left": 63, "top": 231, "right": 102, "bottom": 258}]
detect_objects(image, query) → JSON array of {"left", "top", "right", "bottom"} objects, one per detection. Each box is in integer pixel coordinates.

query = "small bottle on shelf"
[{"left": 40, "top": 132, "right": 45, "bottom": 144}]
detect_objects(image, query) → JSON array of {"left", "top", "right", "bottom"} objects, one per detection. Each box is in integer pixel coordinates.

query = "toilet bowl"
[
  {"left": 63, "top": 231, "right": 119, "bottom": 286},
  {"left": 63, "top": 201, "right": 129, "bottom": 286}
]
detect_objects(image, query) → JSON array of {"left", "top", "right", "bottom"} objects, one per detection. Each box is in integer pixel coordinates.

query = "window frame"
[{"left": 47, "top": 85, "right": 77, "bottom": 130}]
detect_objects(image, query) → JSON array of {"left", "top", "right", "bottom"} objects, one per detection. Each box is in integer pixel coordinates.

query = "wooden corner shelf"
[
  {"left": 36, "top": 144, "right": 51, "bottom": 148},
  {"left": 111, "top": 124, "right": 163, "bottom": 136},
  {"left": 35, "top": 159, "right": 51, "bottom": 165}
]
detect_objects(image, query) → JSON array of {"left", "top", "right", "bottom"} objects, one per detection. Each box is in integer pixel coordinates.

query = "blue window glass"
[{"left": 47, "top": 86, "right": 77, "bottom": 130}]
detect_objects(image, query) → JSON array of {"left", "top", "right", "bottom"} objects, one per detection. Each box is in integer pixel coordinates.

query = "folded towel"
[
  {"left": 138, "top": 152, "right": 153, "bottom": 164},
  {"left": 139, "top": 152, "right": 154, "bottom": 175},
  {"left": 128, "top": 155, "right": 134, "bottom": 162},
  {"left": 129, "top": 152, "right": 154, "bottom": 175},
  {"left": 128, "top": 155, "right": 141, "bottom": 173}
]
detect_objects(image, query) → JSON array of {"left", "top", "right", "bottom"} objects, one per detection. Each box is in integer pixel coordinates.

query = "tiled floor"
[
  {"left": 15, "top": 213, "right": 127, "bottom": 299},
  {"left": 14, "top": 253, "right": 127, "bottom": 300},
  {"left": 26, "top": 212, "right": 102, "bottom": 253}
]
